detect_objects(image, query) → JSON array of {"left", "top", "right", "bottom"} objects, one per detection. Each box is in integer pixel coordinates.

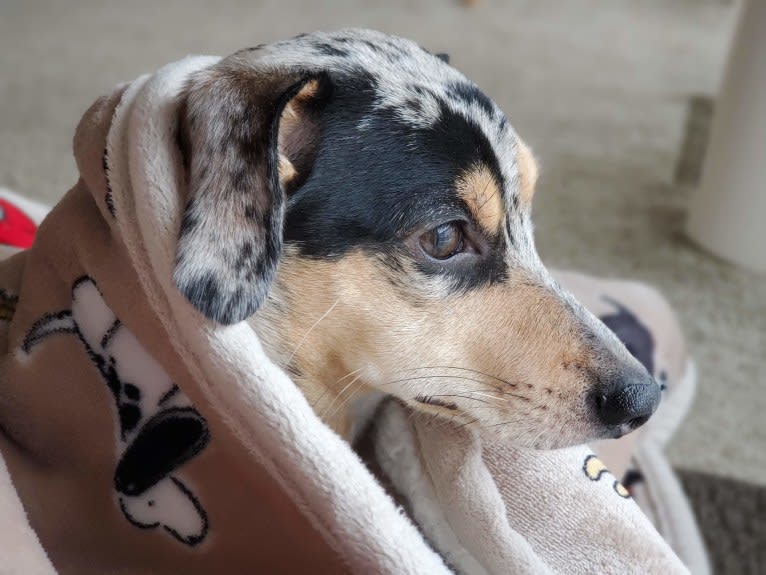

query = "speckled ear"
[{"left": 174, "top": 59, "right": 327, "bottom": 324}]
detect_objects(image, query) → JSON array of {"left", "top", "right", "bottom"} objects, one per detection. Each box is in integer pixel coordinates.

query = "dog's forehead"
[
  {"left": 237, "top": 29, "right": 539, "bottom": 267},
  {"left": 248, "top": 29, "right": 521, "bottom": 193}
]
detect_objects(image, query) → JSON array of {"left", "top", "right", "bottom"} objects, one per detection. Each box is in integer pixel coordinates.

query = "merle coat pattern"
[{"left": 173, "top": 29, "right": 661, "bottom": 448}]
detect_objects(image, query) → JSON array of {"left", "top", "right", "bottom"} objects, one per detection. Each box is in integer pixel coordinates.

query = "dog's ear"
[{"left": 175, "top": 60, "right": 329, "bottom": 324}]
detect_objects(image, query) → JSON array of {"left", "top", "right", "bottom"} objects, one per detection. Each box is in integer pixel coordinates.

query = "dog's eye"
[{"left": 420, "top": 222, "right": 465, "bottom": 260}]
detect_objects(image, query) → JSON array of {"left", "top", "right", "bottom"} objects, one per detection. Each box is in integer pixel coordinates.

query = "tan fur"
[
  {"left": 516, "top": 139, "right": 539, "bottom": 205},
  {"left": 278, "top": 79, "right": 319, "bottom": 139},
  {"left": 278, "top": 154, "right": 297, "bottom": 187},
  {"left": 292, "top": 78, "right": 321, "bottom": 103},
  {"left": 456, "top": 165, "right": 504, "bottom": 234},
  {"left": 253, "top": 249, "right": 616, "bottom": 447}
]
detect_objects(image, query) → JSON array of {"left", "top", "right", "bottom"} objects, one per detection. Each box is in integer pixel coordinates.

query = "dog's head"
[{"left": 174, "top": 29, "right": 660, "bottom": 448}]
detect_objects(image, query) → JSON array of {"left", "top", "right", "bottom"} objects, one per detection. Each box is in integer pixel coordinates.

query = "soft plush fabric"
[
  {"left": 0, "top": 56, "right": 702, "bottom": 574},
  {"left": 555, "top": 271, "right": 709, "bottom": 575}
]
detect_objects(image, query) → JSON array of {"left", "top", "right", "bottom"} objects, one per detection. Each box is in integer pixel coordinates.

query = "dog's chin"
[
  {"left": 506, "top": 423, "right": 646, "bottom": 451},
  {"left": 598, "top": 417, "right": 651, "bottom": 441},
  {"left": 472, "top": 418, "right": 623, "bottom": 451},
  {"left": 462, "top": 397, "right": 657, "bottom": 450}
]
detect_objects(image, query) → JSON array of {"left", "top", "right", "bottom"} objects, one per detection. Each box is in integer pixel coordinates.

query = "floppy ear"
[{"left": 174, "top": 58, "right": 328, "bottom": 324}]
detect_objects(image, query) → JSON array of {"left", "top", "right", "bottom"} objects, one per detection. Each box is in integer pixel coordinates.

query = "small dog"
[{"left": 173, "top": 29, "right": 660, "bottom": 448}]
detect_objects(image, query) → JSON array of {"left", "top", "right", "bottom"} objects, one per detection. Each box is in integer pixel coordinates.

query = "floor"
[
  {"left": 680, "top": 469, "right": 766, "bottom": 574},
  {"left": 1, "top": 0, "right": 763, "bottom": 486}
]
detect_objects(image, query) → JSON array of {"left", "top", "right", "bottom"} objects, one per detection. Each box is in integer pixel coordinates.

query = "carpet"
[{"left": 679, "top": 469, "right": 766, "bottom": 574}]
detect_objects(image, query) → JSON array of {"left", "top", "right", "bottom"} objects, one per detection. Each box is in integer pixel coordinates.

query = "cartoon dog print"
[
  {"left": 22, "top": 277, "right": 210, "bottom": 546},
  {"left": 597, "top": 295, "right": 668, "bottom": 493},
  {"left": 583, "top": 454, "right": 630, "bottom": 499},
  {"left": 599, "top": 296, "right": 667, "bottom": 391}
]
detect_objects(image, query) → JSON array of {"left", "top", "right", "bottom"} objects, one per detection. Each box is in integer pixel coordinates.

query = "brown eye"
[{"left": 420, "top": 222, "right": 464, "bottom": 260}]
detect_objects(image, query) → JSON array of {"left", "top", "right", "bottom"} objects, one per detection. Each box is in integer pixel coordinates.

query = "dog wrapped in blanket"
[{"left": 0, "top": 30, "right": 697, "bottom": 574}]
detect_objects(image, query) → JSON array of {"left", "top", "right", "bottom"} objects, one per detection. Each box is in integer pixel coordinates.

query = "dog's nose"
[{"left": 594, "top": 375, "right": 661, "bottom": 436}]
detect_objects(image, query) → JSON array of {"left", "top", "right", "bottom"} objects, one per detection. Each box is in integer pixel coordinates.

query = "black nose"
[{"left": 595, "top": 378, "right": 661, "bottom": 435}]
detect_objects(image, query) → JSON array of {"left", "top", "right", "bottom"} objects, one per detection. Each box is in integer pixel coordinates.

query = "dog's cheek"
[{"left": 261, "top": 252, "right": 599, "bottom": 446}]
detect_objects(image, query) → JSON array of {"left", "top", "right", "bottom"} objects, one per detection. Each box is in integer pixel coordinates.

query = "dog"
[{"left": 173, "top": 29, "right": 661, "bottom": 448}]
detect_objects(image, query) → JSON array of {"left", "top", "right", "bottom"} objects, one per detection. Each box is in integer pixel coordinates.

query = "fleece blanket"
[{"left": 0, "top": 55, "right": 704, "bottom": 574}]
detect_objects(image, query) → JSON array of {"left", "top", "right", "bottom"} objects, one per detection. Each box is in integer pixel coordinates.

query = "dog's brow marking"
[
  {"left": 515, "top": 139, "right": 539, "bottom": 205},
  {"left": 475, "top": 177, "right": 502, "bottom": 230},
  {"left": 286, "top": 297, "right": 340, "bottom": 366},
  {"left": 456, "top": 165, "right": 503, "bottom": 234}
]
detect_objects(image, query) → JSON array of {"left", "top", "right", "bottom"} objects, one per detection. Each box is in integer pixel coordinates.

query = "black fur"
[
  {"left": 285, "top": 79, "right": 509, "bottom": 291},
  {"left": 174, "top": 30, "right": 520, "bottom": 322},
  {"left": 446, "top": 81, "right": 495, "bottom": 117}
]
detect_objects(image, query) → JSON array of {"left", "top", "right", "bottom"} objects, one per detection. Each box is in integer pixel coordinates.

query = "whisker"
[
  {"left": 324, "top": 381, "right": 367, "bottom": 424},
  {"left": 407, "top": 365, "right": 519, "bottom": 389},
  {"left": 380, "top": 374, "right": 485, "bottom": 386},
  {"left": 286, "top": 298, "right": 339, "bottom": 366},
  {"left": 452, "top": 417, "right": 479, "bottom": 431},
  {"left": 311, "top": 366, "right": 363, "bottom": 410},
  {"left": 421, "top": 393, "right": 495, "bottom": 405},
  {"left": 527, "top": 428, "right": 547, "bottom": 449},
  {"left": 321, "top": 371, "right": 363, "bottom": 421},
  {"left": 485, "top": 418, "right": 521, "bottom": 429},
  {"left": 457, "top": 390, "right": 512, "bottom": 402},
  {"left": 453, "top": 404, "right": 508, "bottom": 410},
  {"left": 380, "top": 374, "right": 527, "bottom": 402},
  {"left": 476, "top": 176, "right": 498, "bottom": 211}
]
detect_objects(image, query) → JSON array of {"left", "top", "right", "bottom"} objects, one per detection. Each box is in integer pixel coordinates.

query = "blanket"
[{"left": 0, "top": 53, "right": 705, "bottom": 574}]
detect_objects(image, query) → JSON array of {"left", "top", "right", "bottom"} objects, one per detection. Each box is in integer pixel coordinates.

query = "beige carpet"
[{"left": 1, "top": 0, "right": 763, "bottom": 486}]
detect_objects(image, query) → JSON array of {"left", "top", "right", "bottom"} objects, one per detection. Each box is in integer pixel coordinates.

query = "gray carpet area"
[
  {"left": 1, "top": 0, "right": 764, "bottom": 547},
  {"left": 679, "top": 469, "right": 766, "bottom": 575}
]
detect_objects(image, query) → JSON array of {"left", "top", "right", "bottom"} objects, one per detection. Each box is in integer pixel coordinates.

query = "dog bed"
[{"left": 0, "top": 51, "right": 705, "bottom": 574}]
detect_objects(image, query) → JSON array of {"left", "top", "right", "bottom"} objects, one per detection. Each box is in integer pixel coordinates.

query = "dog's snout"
[{"left": 594, "top": 374, "right": 661, "bottom": 436}]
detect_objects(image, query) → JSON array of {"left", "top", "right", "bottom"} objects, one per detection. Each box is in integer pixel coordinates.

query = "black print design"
[
  {"left": 22, "top": 277, "right": 210, "bottom": 546},
  {"left": 102, "top": 148, "right": 116, "bottom": 217},
  {"left": 0, "top": 289, "right": 18, "bottom": 322},
  {"left": 599, "top": 296, "right": 655, "bottom": 376},
  {"left": 621, "top": 468, "right": 645, "bottom": 491}
]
